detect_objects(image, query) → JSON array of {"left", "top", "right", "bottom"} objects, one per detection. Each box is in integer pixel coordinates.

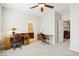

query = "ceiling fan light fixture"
[
  {"left": 38, "top": 4, "right": 45, "bottom": 8},
  {"left": 30, "top": 3, "right": 54, "bottom": 12}
]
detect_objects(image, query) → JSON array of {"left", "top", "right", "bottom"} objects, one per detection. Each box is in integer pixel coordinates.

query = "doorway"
[
  {"left": 64, "top": 20, "right": 70, "bottom": 40},
  {"left": 28, "top": 22, "right": 34, "bottom": 42},
  {"left": 28, "top": 22, "right": 34, "bottom": 33}
]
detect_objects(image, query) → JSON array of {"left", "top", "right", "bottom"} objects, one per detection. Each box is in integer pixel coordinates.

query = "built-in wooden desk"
[{"left": 5, "top": 32, "right": 34, "bottom": 49}]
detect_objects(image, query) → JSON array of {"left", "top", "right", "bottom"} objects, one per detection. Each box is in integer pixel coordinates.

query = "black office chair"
[{"left": 12, "top": 34, "right": 22, "bottom": 50}]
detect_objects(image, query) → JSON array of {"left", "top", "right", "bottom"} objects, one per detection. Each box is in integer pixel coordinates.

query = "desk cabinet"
[{"left": 5, "top": 37, "right": 10, "bottom": 49}]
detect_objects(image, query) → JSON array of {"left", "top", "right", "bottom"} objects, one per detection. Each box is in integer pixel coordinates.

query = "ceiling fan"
[{"left": 30, "top": 3, "right": 54, "bottom": 12}]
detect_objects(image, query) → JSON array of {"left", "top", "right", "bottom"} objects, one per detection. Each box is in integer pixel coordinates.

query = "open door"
[{"left": 58, "top": 20, "right": 64, "bottom": 42}]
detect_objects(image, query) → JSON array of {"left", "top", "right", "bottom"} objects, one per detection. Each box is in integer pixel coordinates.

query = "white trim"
[{"left": 70, "top": 48, "right": 79, "bottom": 52}]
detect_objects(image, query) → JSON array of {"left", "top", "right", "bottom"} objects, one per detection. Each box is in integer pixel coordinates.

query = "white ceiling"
[{"left": 1, "top": 3, "right": 70, "bottom": 17}]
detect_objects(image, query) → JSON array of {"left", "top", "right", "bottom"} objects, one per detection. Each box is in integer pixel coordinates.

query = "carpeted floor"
[{"left": 0, "top": 39, "right": 79, "bottom": 56}]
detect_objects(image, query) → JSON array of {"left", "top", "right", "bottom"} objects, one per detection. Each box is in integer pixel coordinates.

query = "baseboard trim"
[{"left": 70, "top": 48, "right": 79, "bottom": 52}]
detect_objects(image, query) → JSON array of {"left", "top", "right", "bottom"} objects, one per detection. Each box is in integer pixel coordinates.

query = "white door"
[{"left": 58, "top": 20, "right": 64, "bottom": 42}]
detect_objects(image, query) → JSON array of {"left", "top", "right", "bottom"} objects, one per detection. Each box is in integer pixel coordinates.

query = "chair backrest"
[
  {"left": 13, "top": 34, "right": 21, "bottom": 42},
  {"left": 40, "top": 33, "right": 46, "bottom": 39}
]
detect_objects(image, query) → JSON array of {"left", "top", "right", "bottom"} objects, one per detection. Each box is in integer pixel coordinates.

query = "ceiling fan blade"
[
  {"left": 30, "top": 5, "right": 38, "bottom": 9},
  {"left": 41, "top": 7, "right": 44, "bottom": 12},
  {"left": 45, "top": 4, "right": 54, "bottom": 8}
]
